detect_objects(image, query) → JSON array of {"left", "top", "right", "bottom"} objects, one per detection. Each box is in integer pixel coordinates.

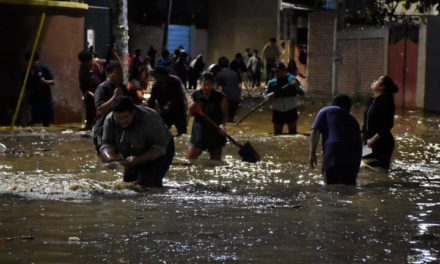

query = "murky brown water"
[{"left": 1, "top": 100, "right": 439, "bottom": 263}]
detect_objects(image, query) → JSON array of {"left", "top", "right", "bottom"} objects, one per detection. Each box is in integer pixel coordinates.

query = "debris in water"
[
  {"left": 68, "top": 237, "right": 80, "bottom": 242},
  {"left": 0, "top": 143, "right": 6, "bottom": 153},
  {"left": 0, "top": 236, "right": 34, "bottom": 242}
]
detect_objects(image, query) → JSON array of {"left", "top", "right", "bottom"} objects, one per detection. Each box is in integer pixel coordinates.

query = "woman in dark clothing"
[
  {"left": 363, "top": 75, "right": 399, "bottom": 169},
  {"left": 187, "top": 72, "right": 228, "bottom": 160}
]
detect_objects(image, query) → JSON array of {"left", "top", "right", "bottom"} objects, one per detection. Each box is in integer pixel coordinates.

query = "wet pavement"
[{"left": 0, "top": 101, "right": 439, "bottom": 263}]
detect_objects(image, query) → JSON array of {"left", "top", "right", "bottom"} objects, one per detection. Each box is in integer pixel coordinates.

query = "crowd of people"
[{"left": 22, "top": 37, "right": 399, "bottom": 188}]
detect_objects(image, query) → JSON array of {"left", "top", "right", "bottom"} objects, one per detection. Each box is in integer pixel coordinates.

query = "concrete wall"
[
  {"left": 307, "top": 10, "right": 335, "bottom": 97},
  {"left": 0, "top": 5, "right": 84, "bottom": 125},
  {"left": 128, "top": 23, "right": 163, "bottom": 57},
  {"left": 190, "top": 26, "right": 208, "bottom": 61},
  {"left": 424, "top": 17, "right": 440, "bottom": 112},
  {"left": 128, "top": 23, "right": 208, "bottom": 62},
  {"left": 207, "top": 0, "right": 279, "bottom": 65}
]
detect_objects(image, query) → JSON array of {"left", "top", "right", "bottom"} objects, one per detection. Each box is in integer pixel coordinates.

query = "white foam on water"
[{"left": 0, "top": 171, "right": 139, "bottom": 200}]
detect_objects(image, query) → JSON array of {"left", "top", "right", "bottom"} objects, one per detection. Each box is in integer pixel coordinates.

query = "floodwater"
[{"left": 0, "top": 100, "right": 439, "bottom": 263}]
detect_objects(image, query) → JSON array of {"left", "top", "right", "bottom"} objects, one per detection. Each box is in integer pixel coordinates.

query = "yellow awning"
[{"left": 0, "top": 0, "right": 88, "bottom": 10}]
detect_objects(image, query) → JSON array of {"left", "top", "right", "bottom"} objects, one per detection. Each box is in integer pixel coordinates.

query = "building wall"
[
  {"left": 307, "top": 10, "right": 335, "bottom": 97},
  {"left": 336, "top": 29, "right": 387, "bottom": 98},
  {"left": 425, "top": 17, "right": 440, "bottom": 112},
  {"left": 207, "top": 0, "right": 279, "bottom": 65},
  {"left": 0, "top": 5, "right": 84, "bottom": 125},
  {"left": 128, "top": 23, "right": 208, "bottom": 62}
]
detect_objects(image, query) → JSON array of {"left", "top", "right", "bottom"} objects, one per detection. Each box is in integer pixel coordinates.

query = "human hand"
[
  {"left": 113, "top": 88, "right": 122, "bottom": 98},
  {"left": 218, "top": 124, "right": 226, "bottom": 135},
  {"left": 264, "top": 92, "right": 274, "bottom": 99},
  {"left": 367, "top": 138, "right": 375, "bottom": 148},
  {"left": 120, "top": 156, "right": 138, "bottom": 167},
  {"left": 309, "top": 153, "right": 317, "bottom": 169}
]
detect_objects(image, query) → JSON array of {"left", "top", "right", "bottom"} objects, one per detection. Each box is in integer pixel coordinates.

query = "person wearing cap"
[
  {"left": 187, "top": 71, "right": 228, "bottom": 160},
  {"left": 362, "top": 75, "right": 399, "bottom": 169},
  {"left": 148, "top": 66, "right": 188, "bottom": 136},
  {"left": 100, "top": 96, "right": 174, "bottom": 188},
  {"left": 309, "top": 94, "right": 362, "bottom": 185},
  {"left": 93, "top": 61, "right": 128, "bottom": 154},
  {"left": 264, "top": 62, "right": 304, "bottom": 135}
]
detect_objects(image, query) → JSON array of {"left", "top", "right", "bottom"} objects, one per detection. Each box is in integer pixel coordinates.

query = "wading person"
[
  {"left": 148, "top": 66, "right": 188, "bottom": 136},
  {"left": 362, "top": 75, "right": 398, "bottom": 169},
  {"left": 100, "top": 96, "right": 174, "bottom": 188},
  {"left": 187, "top": 72, "right": 228, "bottom": 161},
  {"left": 264, "top": 63, "right": 304, "bottom": 135},
  {"left": 78, "top": 50, "right": 105, "bottom": 130},
  {"left": 25, "top": 52, "right": 55, "bottom": 127},
  {"left": 309, "top": 94, "right": 362, "bottom": 185},
  {"left": 216, "top": 57, "right": 241, "bottom": 122},
  {"left": 93, "top": 61, "right": 127, "bottom": 154}
]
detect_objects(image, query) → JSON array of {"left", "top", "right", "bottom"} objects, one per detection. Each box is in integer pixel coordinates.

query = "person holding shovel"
[
  {"left": 264, "top": 62, "right": 305, "bottom": 134},
  {"left": 187, "top": 72, "right": 228, "bottom": 160}
]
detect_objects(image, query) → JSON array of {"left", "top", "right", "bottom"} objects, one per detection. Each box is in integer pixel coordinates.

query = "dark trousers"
[
  {"left": 266, "top": 60, "right": 276, "bottom": 83},
  {"left": 83, "top": 93, "right": 96, "bottom": 129},
  {"left": 251, "top": 72, "right": 261, "bottom": 87},
  {"left": 123, "top": 139, "right": 175, "bottom": 187},
  {"left": 228, "top": 100, "right": 240, "bottom": 122},
  {"left": 30, "top": 101, "right": 53, "bottom": 127},
  {"left": 164, "top": 114, "right": 187, "bottom": 135},
  {"left": 370, "top": 135, "right": 395, "bottom": 169},
  {"left": 324, "top": 166, "right": 357, "bottom": 185}
]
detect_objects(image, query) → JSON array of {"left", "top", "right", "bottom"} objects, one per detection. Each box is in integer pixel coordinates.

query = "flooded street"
[{"left": 1, "top": 101, "right": 440, "bottom": 263}]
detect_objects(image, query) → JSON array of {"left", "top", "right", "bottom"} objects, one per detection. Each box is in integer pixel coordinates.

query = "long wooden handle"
[
  {"left": 235, "top": 80, "right": 300, "bottom": 125},
  {"left": 235, "top": 98, "right": 270, "bottom": 124},
  {"left": 199, "top": 114, "right": 242, "bottom": 148}
]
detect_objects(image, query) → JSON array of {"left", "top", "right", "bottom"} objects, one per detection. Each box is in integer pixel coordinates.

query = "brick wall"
[
  {"left": 307, "top": 11, "right": 335, "bottom": 97},
  {"left": 336, "top": 29, "right": 387, "bottom": 99}
]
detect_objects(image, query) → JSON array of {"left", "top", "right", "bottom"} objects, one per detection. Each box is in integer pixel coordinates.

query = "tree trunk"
[{"left": 111, "top": 0, "right": 129, "bottom": 83}]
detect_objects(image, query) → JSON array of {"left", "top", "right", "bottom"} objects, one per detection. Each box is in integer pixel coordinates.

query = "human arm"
[
  {"left": 219, "top": 97, "right": 228, "bottom": 134},
  {"left": 40, "top": 67, "right": 55, "bottom": 86},
  {"left": 120, "top": 146, "right": 163, "bottom": 167},
  {"left": 99, "top": 116, "right": 123, "bottom": 162},
  {"left": 96, "top": 87, "right": 122, "bottom": 116},
  {"left": 309, "top": 128, "right": 320, "bottom": 169}
]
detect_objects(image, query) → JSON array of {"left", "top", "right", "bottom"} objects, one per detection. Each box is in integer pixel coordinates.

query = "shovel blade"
[{"left": 238, "top": 142, "right": 260, "bottom": 163}]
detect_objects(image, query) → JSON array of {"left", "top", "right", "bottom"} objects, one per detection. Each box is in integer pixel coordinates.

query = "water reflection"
[{"left": 0, "top": 105, "right": 439, "bottom": 262}]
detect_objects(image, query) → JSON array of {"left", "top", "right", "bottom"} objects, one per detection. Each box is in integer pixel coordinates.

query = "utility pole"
[{"left": 162, "top": 0, "right": 173, "bottom": 51}]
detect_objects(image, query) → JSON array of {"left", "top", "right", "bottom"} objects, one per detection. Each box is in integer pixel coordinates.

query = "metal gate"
[{"left": 167, "top": 25, "right": 191, "bottom": 53}]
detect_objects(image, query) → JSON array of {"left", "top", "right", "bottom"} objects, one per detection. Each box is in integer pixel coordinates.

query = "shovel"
[{"left": 190, "top": 103, "right": 261, "bottom": 163}]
